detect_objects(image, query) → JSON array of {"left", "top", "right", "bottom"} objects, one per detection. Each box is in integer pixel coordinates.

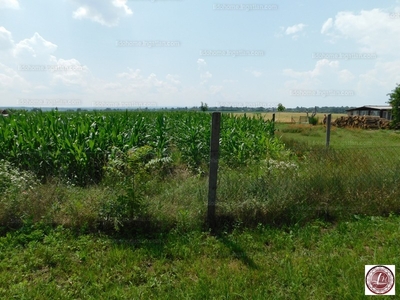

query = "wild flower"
[
  {"left": 264, "top": 158, "right": 299, "bottom": 172},
  {"left": 0, "top": 159, "right": 38, "bottom": 195}
]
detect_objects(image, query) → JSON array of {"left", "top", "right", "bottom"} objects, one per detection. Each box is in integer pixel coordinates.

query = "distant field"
[
  {"left": 275, "top": 122, "right": 400, "bottom": 149},
  {"left": 232, "top": 112, "right": 347, "bottom": 123}
]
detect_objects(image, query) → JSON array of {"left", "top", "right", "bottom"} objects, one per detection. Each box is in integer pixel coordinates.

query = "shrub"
[
  {"left": 308, "top": 116, "right": 319, "bottom": 125},
  {"left": 0, "top": 159, "right": 37, "bottom": 195},
  {"left": 0, "top": 159, "right": 39, "bottom": 225},
  {"left": 100, "top": 145, "right": 174, "bottom": 230}
]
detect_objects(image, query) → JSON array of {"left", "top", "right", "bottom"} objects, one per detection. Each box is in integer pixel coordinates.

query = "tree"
[
  {"left": 277, "top": 103, "right": 285, "bottom": 112},
  {"left": 387, "top": 83, "right": 400, "bottom": 126},
  {"left": 200, "top": 102, "right": 208, "bottom": 112}
]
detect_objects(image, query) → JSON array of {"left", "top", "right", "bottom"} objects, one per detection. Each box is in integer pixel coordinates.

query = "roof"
[{"left": 346, "top": 105, "right": 392, "bottom": 111}]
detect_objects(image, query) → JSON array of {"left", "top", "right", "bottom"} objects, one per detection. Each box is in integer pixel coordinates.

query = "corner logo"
[{"left": 365, "top": 265, "right": 395, "bottom": 295}]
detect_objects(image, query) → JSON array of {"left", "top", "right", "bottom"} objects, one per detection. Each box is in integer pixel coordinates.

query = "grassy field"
[
  {"left": 233, "top": 112, "right": 347, "bottom": 123},
  {"left": 1, "top": 110, "right": 400, "bottom": 298},
  {"left": 276, "top": 122, "right": 400, "bottom": 148},
  {"left": 1, "top": 215, "right": 400, "bottom": 299}
]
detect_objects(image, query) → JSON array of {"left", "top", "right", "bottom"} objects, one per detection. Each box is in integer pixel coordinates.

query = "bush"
[
  {"left": 308, "top": 116, "right": 319, "bottom": 125},
  {"left": 0, "top": 160, "right": 39, "bottom": 225},
  {"left": 100, "top": 145, "right": 173, "bottom": 230}
]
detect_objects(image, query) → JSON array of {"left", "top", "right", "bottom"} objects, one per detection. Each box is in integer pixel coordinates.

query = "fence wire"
[{"left": 215, "top": 146, "right": 400, "bottom": 226}]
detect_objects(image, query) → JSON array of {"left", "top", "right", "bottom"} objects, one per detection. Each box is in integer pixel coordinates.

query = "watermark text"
[
  {"left": 117, "top": 40, "right": 180, "bottom": 47},
  {"left": 290, "top": 90, "right": 355, "bottom": 97},
  {"left": 312, "top": 53, "right": 377, "bottom": 60},
  {"left": 213, "top": 3, "right": 278, "bottom": 11},
  {"left": 200, "top": 49, "right": 265, "bottom": 57}
]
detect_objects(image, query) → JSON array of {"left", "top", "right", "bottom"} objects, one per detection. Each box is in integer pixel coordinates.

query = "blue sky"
[{"left": 1, "top": 0, "right": 400, "bottom": 109}]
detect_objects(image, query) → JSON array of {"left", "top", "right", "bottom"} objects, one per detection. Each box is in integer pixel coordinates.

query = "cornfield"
[{"left": 0, "top": 110, "right": 276, "bottom": 186}]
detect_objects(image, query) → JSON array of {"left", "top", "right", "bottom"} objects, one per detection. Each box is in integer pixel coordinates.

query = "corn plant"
[
  {"left": 172, "top": 113, "right": 211, "bottom": 172},
  {"left": 0, "top": 110, "right": 278, "bottom": 186}
]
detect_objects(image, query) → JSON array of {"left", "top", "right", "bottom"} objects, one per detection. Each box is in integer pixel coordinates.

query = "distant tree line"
[
  {"left": 284, "top": 106, "right": 354, "bottom": 114},
  {"left": 203, "top": 106, "right": 353, "bottom": 113},
  {"left": 4, "top": 105, "right": 354, "bottom": 114}
]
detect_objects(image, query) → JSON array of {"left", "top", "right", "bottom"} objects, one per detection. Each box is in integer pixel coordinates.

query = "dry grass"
[{"left": 232, "top": 112, "right": 347, "bottom": 123}]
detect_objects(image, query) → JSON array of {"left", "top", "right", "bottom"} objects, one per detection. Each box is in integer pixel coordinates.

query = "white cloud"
[
  {"left": 222, "top": 79, "right": 238, "bottom": 83},
  {"left": 13, "top": 32, "right": 57, "bottom": 59},
  {"left": 71, "top": 0, "right": 133, "bottom": 27},
  {"left": 200, "top": 71, "right": 212, "bottom": 84},
  {"left": 245, "top": 69, "right": 262, "bottom": 77},
  {"left": 0, "top": 62, "right": 29, "bottom": 90},
  {"left": 274, "top": 26, "right": 285, "bottom": 38},
  {"left": 285, "top": 23, "right": 306, "bottom": 35},
  {"left": 116, "top": 68, "right": 180, "bottom": 94},
  {"left": 0, "top": 28, "right": 192, "bottom": 106},
  {"left": 0, "top": 27, "right": 14, "bottom": 50},
  {"left": 48, "top": 56, "right": 90, "bottom": 87},
  {"left": 104, "top": 82, "right": 122, "bottom": 90},
  {"left": 0, "top": 29, "right": 93, "bottom": 99},
  {"left": 166, "top": 74, "right": 181, "bottom": 85},
  {"left": 357, "top": 60, "right": 400, "bottom": 97},
  {"left": 201, "top": 71, "right": 212, "bottom": 80},
  {"left": 111, "top": 0, "right": 132, "bottom": 14},
  {"left": 209, "top": 85, "right": 223, "bottom": 95},
  {"left": 196, "top": 59, "right": 212, "bottom": 84},
  {"left": 321, "top": 8, "right": 400, "bottom": 55},
  {"left": 0, "top": 0, "right": 19, "bottom": 9},
  {"left": 282, "top": 59, "right": 356, "bottom": 94},
  {"left": 283, "top": 59, "right": 340, "bottom": 79},
  {"left": 321, "top": 18, "right": 333, "bottom": 34},
  {"left": 338, "top": 69, "right": 355, "bottom": 82},
  {"left": 197, "top": 58, "right": 206, "bottom": 69}
]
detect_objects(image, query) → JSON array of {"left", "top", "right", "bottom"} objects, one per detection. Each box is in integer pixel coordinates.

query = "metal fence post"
[
  {"left": 326, "top": 113, "right": 332, "bottom": 148},
  {"left": 208, "top": 112, "right": 221, "bottom": 231},
  {"left": 272, "top": 113, "right": 276, "bottom": 137}
]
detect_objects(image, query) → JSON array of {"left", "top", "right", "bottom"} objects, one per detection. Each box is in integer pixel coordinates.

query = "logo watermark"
[
  {"left": 116, "top": 40, "right": 181, "bottom": 47},
  {"left": 200, "top": 49, "right": 265, "bottom": 57},
  {"left": 312, "top": 53, "right": 377, "bottom": 60},
  {"left": 18, "top": 98, "right": 82, "bottom": 106},
  {"left": 290, "top": 90, "right": 355, "bottom": 97},
  {"left": 18, "top": 65, "right": 84, "bottom": 72},
  {"left": 389, "top": 12, "right": 400, "bottom": 18},
  {"left": 365, "top": 265, "right": 395, "bottom": 295},
  {"left": 128, "top": 0, "right": 183, "bottom": 2},
  {"left": 92, "top": 101, "right": 157, "bottom": 108},
  {"left": 213, "top": 4, "right": 278, "bottom": 11},
  {"left": 216, "top": 101, "right": 279, "bottom": 107}
]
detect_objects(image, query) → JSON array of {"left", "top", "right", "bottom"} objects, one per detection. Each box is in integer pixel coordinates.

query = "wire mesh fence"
[
  {"left": 214, "top": 146, "right": 400, "bottom": 227},
  {"left": 0, "top": 109, "right": 399, "bottom": 231},
  {"left": 1, "top": 146, "right": 400, "bottom": 230}
]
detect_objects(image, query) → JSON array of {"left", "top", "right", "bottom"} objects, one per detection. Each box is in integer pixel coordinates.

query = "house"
[{"left": 346, "top": 105, "right": 392, "bottom": 120}]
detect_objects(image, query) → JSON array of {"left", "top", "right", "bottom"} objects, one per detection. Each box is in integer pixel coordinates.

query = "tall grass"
[
  {"left": 2, "top": 146, "right": 399, "bottom": 232},
  {"left": 1, "top": 111, "right": 399, "bottom": 232}
]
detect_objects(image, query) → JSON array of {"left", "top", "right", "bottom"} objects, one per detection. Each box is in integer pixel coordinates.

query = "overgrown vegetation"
[
  {"left": 308, "top": 116, "right": 319, "bottom": 125},
  {"left": 0, "top": 118, "right": 399, "bottom": 232},
  {"left": 0, "top": 110, "right": 275, "bottom": 186},
  {"left": 1, "top": 215, "right": 400, "bottom": 299},
  {"left": 1, "top": 111, "right": 399, "bottom": 297}
]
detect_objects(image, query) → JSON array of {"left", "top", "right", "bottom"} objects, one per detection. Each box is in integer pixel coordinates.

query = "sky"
[{"left": 1, "top": 0, "right": 400, "bottom": 109}]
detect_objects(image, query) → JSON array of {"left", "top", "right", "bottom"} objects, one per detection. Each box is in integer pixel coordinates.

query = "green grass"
[
  {"left": 2, "top": 111, "right": 400, "bottom": 298},
  {"left": 2, "top": 127, "right": 400, "bottom": 232},
  {"left": 234, "top": 112, "right": 347, "bottom": 124},
  {"left": 276, "top": 123, "right": 400, "bottom": 149},
  {"left": 1, "top": 216, "right": 400, "bottom": 299}
]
